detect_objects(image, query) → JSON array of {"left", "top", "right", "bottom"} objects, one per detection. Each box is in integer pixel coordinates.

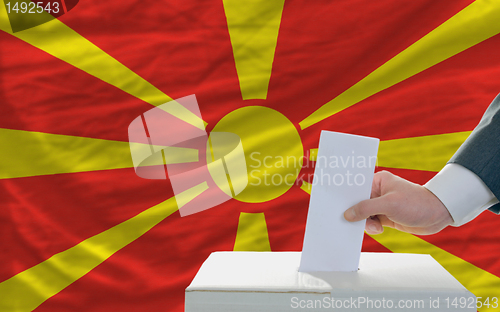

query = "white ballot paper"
[{"left": 299, "top": 131, "right": 379, "bottom": 272}]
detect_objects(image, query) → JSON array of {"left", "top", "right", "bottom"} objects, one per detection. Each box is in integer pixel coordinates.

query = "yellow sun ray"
[
  {"left": 308, "top": 131, "right": 471, "bottom": 173},
  {"left": 299, "top": 0, "right": 500, "bottom": 129},
  {"left": 377, "top": 131, "right": 471, "bottom": 172},
  {"left": 0, "top": 1, "right": 205, "bottom": 130},
  {"left": 300, "top": 180, "right": 312, "bottom": 194},
  {"left": 0, "top": 189, "right": 185, "bottom": 312},
  {"left": 174, "top": 182, "right": 209, "bottom": 209},
  {"left": 233, "top": 212, "right": 271, "bottom": 251},
  {"left": 369, "top": 228, "right": 500, "bottom": 312},
  {"left": 223, "top": 0, "right": 285, "bottom": 100},
  {"left": 0, "top": 128, "right": 198, "bottom": 179}
]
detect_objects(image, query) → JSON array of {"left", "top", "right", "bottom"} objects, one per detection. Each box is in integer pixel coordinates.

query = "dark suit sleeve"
[{"left": 449, "top": 93, "right": 500, "bottom": 214}]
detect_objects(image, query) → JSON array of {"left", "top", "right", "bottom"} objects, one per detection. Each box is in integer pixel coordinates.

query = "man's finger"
[
  {"left": 344, "top": 195, "right": 394, "bottom": 222},
  {"left": 370, "top": 170, "right": 393, "bottom": 198},
  {"left": 376, "top": 214, "right": 396, "bottom": 229},
  {"left": 365, "top": 216, "right": 383, "bottom": 234}
]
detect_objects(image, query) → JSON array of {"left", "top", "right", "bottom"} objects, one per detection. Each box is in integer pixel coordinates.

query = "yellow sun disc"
[{"left": 210, "top": 106, "right": 303, "bottom": 203}]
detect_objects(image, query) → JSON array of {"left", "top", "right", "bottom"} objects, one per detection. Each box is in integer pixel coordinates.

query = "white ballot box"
[{"left": 185, "top": 251, "right": 475, "bottom": 311}]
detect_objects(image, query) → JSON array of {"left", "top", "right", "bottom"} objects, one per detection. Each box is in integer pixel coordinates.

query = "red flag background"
[{"left": 1, "top": 0, "right": 500, "bottom": 311}]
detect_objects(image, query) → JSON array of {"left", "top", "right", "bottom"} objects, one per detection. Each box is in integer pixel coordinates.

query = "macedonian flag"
[{"left": 1, "top": 0, "right": 500, "bottom": 311}]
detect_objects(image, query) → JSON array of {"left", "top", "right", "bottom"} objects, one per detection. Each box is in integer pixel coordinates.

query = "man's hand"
[{"left": 344, "top": 171, "right": 454, "bottom": 235}]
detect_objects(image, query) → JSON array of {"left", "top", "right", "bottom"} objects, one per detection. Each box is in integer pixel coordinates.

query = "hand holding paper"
[{"left": 344, "top": 170, "right": 453, "bottom": 235}]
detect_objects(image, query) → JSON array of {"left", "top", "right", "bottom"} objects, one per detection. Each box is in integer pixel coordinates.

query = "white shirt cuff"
[{"left": 424, "top": 163, "right": 499, "bottom": 226}]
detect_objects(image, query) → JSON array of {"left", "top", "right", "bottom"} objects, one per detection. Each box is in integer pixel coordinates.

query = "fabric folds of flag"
[{"left": 1, "top": 0, "right": 500, "bottom": 311}]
